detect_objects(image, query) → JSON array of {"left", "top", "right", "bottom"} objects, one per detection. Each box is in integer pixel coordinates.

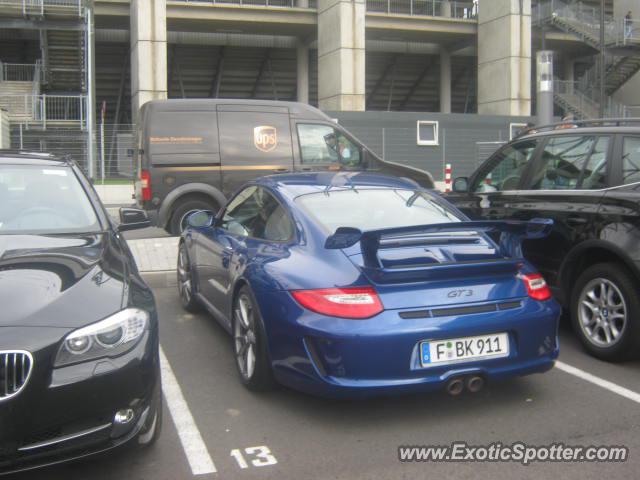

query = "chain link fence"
[{"left": 9, "top": 123, "right": 135, "bottom": 179}]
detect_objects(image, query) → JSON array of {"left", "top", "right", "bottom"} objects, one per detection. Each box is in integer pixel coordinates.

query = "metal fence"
[
  {"left": 0, "top": 0, "right": 84, "bottom": 15},
  {"left": 97, "top": 123, "right": 136, "bottom": 179},
  {"left": 9, "top": 123, "right": 135, "bottom": 178},
  {"left": 33, "top": 95, "right": 87, "bottom": 126},
  {"left": 173, "top": 0, "right": 317, "bottom": 8},
  {"left": 0, "top": 62, "right": 38, "bottom": 82},
  {"left": 343, "top": 125, "right": 511, "bottom": 180},
  {"left": 0, "top": 94, "right": 87, "bottom": 126},
  {"left": 366, "top": 0, "right": 476, "bottom": 18},
  {"left": 623, "top": 106, "right": 640, "bottom": 118}
]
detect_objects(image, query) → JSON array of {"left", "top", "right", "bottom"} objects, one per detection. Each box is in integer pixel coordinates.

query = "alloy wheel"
[
  {"left": 177, "top": 246, "right": 192, "bottom": 304},
  {"left": 578, "top": 278, "right": 627, "bottom": 347},
  {"left": 234, "top": 294, "right": 257, "bottom": 380}
]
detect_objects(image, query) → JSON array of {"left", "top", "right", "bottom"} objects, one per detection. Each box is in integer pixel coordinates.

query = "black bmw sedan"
[{"left": 0, "top": 151, "right": 161, "bottom": 474}]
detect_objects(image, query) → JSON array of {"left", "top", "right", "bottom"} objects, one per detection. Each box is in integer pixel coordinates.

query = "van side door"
[{"left": 217, "top": 106, "right": 294, "bottom": 197}]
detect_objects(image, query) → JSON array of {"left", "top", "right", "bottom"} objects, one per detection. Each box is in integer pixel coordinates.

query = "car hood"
[{"left": 0, "top": 233, "right": 128, "bottom": 328}]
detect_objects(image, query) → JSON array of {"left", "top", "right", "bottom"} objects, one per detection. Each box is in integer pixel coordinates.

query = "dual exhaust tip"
[{"left": 446, "top": 375, "right": 485, "bottom": 396}]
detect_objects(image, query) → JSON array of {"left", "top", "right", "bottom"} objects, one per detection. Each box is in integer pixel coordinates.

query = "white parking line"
[
  {"left": 555, "top": 360, "right": 640, "bottom": 405},
  {"left": 159, "top": 346, "right": 217, "bottom": 476}
]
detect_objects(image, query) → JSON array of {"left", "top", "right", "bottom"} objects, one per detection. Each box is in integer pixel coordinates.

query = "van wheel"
[
  {"left": 571, "top": 262, "right": 640, "bottom": 362},
  {"left": 168, "top": 198, "right": 217, "bottom": 236}
]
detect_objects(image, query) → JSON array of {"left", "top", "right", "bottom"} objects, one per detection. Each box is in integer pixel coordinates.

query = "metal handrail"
[
  {"left": 0, "top": 62, "right": 38, "bottom": 82},
  {"left": 170, "top": 0, "right": 316, "bottom": 8},
  {"left": 0, "top": 94, "right": 87, "bottom": 128},
  {"left": 365, "top": 0, "right": 477, "bottom": 19},
  {"left": 0, "top": 0, "right": 84, "bottom": 16}
]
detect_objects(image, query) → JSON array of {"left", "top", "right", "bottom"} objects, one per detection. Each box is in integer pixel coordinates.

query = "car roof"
[
  {"left": 255, "top": 172, "right": 423, "bottom": 199},
  {"left": 514, "top": 118, "right": 640, "bottom": 141},
  {"left": 0, "top": 150, "right": 71, "bottom": 166}
]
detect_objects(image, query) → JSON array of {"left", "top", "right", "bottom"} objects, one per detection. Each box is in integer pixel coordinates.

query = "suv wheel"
[
  {"left": 168, "top": 198, "right": 217, "bottom": 236},
  {"left": 571, "top": 263, "right": 640, "bottom": 361}
]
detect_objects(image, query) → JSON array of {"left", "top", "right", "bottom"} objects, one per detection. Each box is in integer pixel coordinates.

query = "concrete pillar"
[
  {"left": 130, "top": 0, "right": 167, "bottom": 124},
  {"left": 440, "top": 49, "right": 451, "bottom": 113},
  {"left": 442, "top": 0, "right": 452, "bottom": 17},
  {"left": 317, "top": 0, "right": 366, "bottom": 111},
  {"left": 297, "top": 41, "right": 309, "bottom": 104},
  {"left": 297, "top": 0, "right": 309, "bottom": 7},
  {"left": 477, "top": 0, "right": 531, "bottom": 116}
]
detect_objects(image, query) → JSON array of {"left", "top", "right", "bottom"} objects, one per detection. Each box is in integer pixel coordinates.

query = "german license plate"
[{"left": 420, "top": 333, "right": 509, "bottom": 367}]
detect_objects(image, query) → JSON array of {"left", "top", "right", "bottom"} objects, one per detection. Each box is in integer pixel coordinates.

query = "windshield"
[
  {"left": 0, "top": 164, "right": 101, "bottom": 234},
  {"left": 295, "top": 188, "right": 461, "bottom": 232}
]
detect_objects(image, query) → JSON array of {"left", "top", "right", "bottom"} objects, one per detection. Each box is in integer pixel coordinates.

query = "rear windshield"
[
  {"left": 0, "top": 164, "right": 101, "bottom": 234},
  {"left": 295, "top": 188, "right": 460, "bottom": 232}
]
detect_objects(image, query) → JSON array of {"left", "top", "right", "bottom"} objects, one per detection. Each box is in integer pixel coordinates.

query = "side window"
[
  {"left": 473, "top": 140, "right": 538, "bottom": 193},
  {"left": 297, "top": 124, "right": 361, "bottom": 167},
  {"left": 622, "top": 137, "right": 640, "bottom": 185},
  {"left": 580, "top": 136, "right": 609, "bottom": 189},
  {"left": 220, "top": 186, "right": 293, "bottom": 241},
  {"left": 528, "top": 135, "right": 608, "bottom": 190}
]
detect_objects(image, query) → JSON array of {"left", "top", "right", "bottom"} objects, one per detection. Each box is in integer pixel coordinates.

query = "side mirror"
[
  {"left": 186, "top": 210, "right": 215, "bottom": 229},
  {"left": 452, "top": 177, "right": 469, "bottom": 193},
  {"left": 118, "top": 207, "right": 150, "bottom": 232}
]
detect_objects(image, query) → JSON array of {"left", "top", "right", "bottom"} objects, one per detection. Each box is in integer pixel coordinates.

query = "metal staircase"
[
  {"left": 533, "top": 0, "right": 606, "bottom": 49},
  {"left": 45, "top": 29, "right": 85, "bottom": 92},
  {"left": 534, "top": 0, "right": 640, "bottom": 118},
  {"left": 605, "top": 56, "right": 640, "bottom": 94}
]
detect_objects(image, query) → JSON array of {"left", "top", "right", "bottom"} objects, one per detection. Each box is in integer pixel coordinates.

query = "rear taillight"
[
  {"left": 521, "top": 273, "right": 552, "bottom": 301},
  {"left": 290, "top": 286, "right": 383, "bottom": 319},
  {"left": 140, "top": 169, "right": 152, "bottom": 201}
]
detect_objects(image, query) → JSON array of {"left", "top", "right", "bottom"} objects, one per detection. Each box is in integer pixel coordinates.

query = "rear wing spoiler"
[{"left": 325, "top": 218, "right": 554, "bottom": 268}]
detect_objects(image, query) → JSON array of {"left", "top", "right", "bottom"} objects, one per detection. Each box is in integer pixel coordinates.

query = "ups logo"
[{"left": 254, "top": 126, "right": 278, "bottom": 152}]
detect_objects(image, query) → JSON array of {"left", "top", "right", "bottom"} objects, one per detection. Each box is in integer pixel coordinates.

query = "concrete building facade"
[{"left": 2, "top": 0, "right": 639, "bottom": 176}]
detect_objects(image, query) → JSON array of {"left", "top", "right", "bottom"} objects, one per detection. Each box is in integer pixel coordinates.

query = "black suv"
[{"left": 446, "top": 119, "right": 640, "bottom": 361}]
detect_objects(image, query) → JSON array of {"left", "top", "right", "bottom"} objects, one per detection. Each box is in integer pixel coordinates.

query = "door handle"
[{"left": 567, "top": 216, "right": 587, "bottom": 226}]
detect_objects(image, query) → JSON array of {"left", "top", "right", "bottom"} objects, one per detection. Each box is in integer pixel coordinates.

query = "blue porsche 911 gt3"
[{"left": 178, "top": 172, "right": 560, "bottom": 397}]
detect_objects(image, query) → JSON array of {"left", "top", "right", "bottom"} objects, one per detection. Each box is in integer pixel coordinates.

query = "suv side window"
[
  {"left": 220, "top": 186, "right": 293, "bottom": 241},
  {"left": 622, "top": 137, "right": 640, "bottom": 185},
  {"left": 528, "top": 135, "right": 609, "bottom": 190},
  {"left": 297, "top": 124, "right": 361, "bottom": 167},
  {"left": 472, "top": 139, "right": 538, "bottom": 193}
]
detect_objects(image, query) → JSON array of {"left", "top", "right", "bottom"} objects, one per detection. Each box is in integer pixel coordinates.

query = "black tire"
[
  {"left": 177, "top": 242, "right": 202, "bottom": 313},
  {"left": 232, "top": 286, "right": 275, "bottom": 391},
  {"left": 168, "top": 197, "right": 217, "bottom": 236},
  {"left": 571, "top": 262, "right": 640, "bottom": 362},
  {"left": 138, "top": 383, "right": 163, "bottom": 447}
]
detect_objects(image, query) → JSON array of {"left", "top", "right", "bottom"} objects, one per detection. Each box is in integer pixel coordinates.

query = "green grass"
[{"left": 93, "top": 178, "right": 134, "bottom": 185}]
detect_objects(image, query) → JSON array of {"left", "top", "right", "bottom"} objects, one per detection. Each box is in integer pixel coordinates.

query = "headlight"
[{"left": 55, "top": 308, "right": 149, "bottom": 367}]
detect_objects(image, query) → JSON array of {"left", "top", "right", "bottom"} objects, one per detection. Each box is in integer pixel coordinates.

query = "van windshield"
[{"left": 295, "top": 188, "right": 460, "bottom": 232}]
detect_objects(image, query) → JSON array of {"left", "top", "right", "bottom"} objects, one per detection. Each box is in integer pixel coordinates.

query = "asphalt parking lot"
[{"left": 11, "top": 285, "right": 640, "bottom": 480}]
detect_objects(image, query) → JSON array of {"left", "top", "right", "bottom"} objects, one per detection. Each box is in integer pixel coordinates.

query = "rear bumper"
[{"left": 256, "top": 290, "right": 561, "bottom": 398}]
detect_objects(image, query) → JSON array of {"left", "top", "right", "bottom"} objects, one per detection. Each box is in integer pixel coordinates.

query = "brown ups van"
[{"left": 134, "top": 99, "right": 434, "bottom": 234}]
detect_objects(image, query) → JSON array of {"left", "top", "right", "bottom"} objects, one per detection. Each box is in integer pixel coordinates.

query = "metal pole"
[
  {"left": 100, "top": 102, "right": 105, "bottom": 183},
  {"left": 86, "top": 4, "right": 97, "bottom": 179},
  {"left": 599, "top": 0, "right": 605, "bottom": 118},
  {"left": 536, "top": 51, "right": 554, "bottom": 126}
]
